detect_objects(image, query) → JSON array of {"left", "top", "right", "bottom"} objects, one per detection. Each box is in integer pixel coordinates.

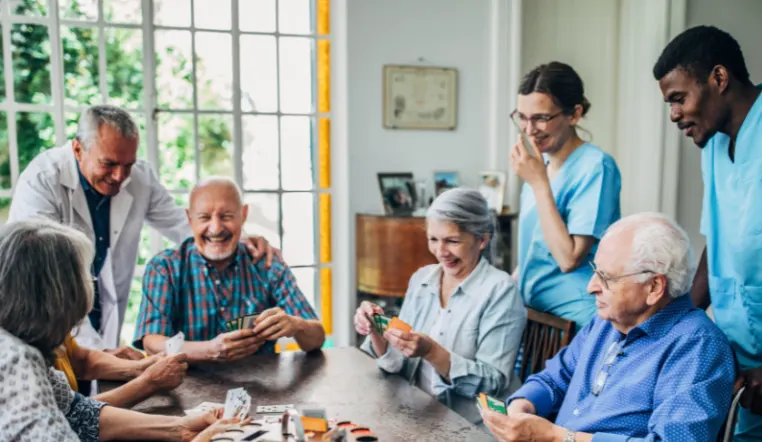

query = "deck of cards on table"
[{"left": 165, "top": 331, "right": 185, "bottom": 355}]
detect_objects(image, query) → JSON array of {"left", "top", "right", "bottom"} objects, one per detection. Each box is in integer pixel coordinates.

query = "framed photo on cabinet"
[{"left": 382, "top": 65, "right": 458, "bottom": 130}]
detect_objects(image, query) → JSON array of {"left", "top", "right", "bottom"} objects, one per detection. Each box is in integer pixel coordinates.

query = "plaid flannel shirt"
[{"left": 133, "top": 237, "right": 317, "bottom": 354}]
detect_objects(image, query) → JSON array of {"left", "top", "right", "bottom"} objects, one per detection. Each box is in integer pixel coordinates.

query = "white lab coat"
[{"left": 9, "top": 143, "right": 191, "bottom": 350}]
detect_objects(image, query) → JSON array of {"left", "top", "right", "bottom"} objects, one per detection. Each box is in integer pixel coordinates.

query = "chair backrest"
[
  {"left": 518, "top": 308, "right": 575, "bottom": 383},
  {"left": 718, "top": 386, "right": 745, "bottom": 442}
]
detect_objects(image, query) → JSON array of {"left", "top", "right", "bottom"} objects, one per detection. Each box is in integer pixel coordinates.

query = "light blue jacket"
[{"left": 361, "top": 258, "right": 526, "bottom": 424}]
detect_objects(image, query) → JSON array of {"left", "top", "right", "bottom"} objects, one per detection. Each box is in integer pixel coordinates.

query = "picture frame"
[
  {"left": 377, "top": 172, "right": 416, "bottom": 215},
  {"left": 477, "top": 171, "right": 506, "bottom": 213},
  {"left": 433, "top": 171, "right": 459, "bottom": 197},
  {"left": 382, "top": 65, "right": 458, "bottom": 130}
]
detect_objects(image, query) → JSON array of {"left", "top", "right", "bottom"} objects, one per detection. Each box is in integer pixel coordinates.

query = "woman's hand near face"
[{"left": 510, "top": 135, "right": 549, "bottom": 189}]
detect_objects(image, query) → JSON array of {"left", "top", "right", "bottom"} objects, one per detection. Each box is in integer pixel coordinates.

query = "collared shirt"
[
  {"left": 517, "top": 143, "right": 621, "bottom": 329},
  {"left": 133, "top": 237, "right": 318, "bottom": 354},
  {"left": 77, "top": 164, "right": 110, "bottom": 332},
  {"left": 508, "top": 295, "right": 736, "bottom": 442},
  {"left": 361, "top": 258, "right": 526, "bottom": 424}
]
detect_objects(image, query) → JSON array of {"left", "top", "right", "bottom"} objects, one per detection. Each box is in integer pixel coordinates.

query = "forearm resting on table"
[
  {"left": 294, "top": 318, "right": 326, "bottom": 352},
  {"left": 143, "top": 334, "right": 214, "bottom": 363},
  {"left": 94, "top": 377, "right": 155, "bottom": 408},
  {"left": 98, "top": 406, "right": 180, "bottom": 441},
  {"left": 74, "top": 345, "right": 142, "bottom": 381},
  {"left": 533, "top": 185, "right": 592, "bottom": 273}
]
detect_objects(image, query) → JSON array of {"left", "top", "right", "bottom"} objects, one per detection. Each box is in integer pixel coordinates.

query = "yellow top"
[{"left": 53, "top": 334, "right": 79, "bottom": 392}]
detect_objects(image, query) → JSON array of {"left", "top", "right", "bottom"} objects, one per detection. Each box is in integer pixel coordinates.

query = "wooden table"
[{"left": 104, "top": 347, "right": 492, "bottom": 441}]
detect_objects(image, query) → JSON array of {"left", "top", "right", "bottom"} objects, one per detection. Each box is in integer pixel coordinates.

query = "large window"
[{"left": 0, "top": 0, "right": 333, "bottom": 348}]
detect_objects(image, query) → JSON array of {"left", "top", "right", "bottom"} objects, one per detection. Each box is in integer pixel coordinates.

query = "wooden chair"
[{"left": 518, "top": 308, "right": 575, "bottom": 383}]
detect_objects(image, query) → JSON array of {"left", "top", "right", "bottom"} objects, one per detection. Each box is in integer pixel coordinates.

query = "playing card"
[
  {"left": 256, "top": 404, "right": 294, "bottom": 414},
  {"left": 373, "top": 314, "right": 390, "bottom": 334},
  {"left": 165, "top": 331, "right": 185, "bottom": 355},
  {"left": 183, "top": 401, "right": 224, "bottom": 416},
  {"left": 224, "top": 387, "right": 251, "bottom": 419},
  {"left": 388, "top": 316, "right": 412, "bottom": 333},
  {"left": 478, "top": 393, "right": 507, "bottom": 415},
  {"left": 227, "top": 320, "right": 239, "bottom": 331},
  {"left": 243, "top": 314, "right": 259, "bottom": 329}
]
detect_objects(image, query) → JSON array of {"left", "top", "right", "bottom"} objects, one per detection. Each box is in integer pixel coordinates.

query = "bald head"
[{"left": 187, "top": 177, "right": 248, "bottom": 264}]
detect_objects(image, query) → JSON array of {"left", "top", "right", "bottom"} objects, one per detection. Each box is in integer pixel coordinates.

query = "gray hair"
[
  {"left": 0, "top": 219, "right": 94, "bottom": 363},
  {"left": 607, "top": 212, "right": 694, "bottom": 298},
  {"left": 426, "top": 188, "right": 498, "bottom": 263},
  {"left": 76, "top": 105, "right": 139, "bottom": 151}
]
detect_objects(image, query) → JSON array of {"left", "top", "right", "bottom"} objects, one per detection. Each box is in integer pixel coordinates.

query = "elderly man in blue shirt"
[{"left": 482, "top": 213, "right": 736, "bottom": 442}]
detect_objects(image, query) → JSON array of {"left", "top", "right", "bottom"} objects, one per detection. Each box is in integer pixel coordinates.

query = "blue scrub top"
[
  {"left": 701, "top": 85, "right": 762, "bottom": 371},
  {"left": 517, "top": 142, "right": 622, "bottom": 328}
]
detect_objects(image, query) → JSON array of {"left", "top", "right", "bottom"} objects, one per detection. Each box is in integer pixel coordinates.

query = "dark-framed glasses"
[{"left": 510, "top": 109, "right": 563, "bottom": 130}]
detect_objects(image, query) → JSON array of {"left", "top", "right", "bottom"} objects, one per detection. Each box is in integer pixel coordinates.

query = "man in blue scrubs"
[{"left": 654, "top": 25, "right": 762, "bottom": 440}]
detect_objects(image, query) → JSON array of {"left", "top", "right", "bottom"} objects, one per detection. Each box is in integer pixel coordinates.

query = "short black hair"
[{"left": 653, "top": 25, "right": 751, "bottom": 84}]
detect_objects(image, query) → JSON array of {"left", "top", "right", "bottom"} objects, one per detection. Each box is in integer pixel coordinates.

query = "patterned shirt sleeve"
[
  {"left": 65, "top": 393, "right": 106, "bottom": 442},
  {"left": 133, "top": 255, "right": 177, "bottom": 349},
  {"left": 0, "top": 333, "right": 81, "bottom": 442},
  {"left": 268, "top": 259, "right": 318, "bottom": 320}
]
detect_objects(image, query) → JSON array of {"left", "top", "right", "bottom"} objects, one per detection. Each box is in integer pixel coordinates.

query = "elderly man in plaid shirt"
[{"left": 133, "top": 177, "right": 325, "bottom": 363}]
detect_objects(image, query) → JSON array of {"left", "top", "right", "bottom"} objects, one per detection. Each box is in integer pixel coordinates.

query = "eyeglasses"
[
  {"left": 510, "top": 110, "right": 563, "bottom": 130},
  {"left": 588, "top": 261, "right": 655, "bottom": 290},
  {"left": 592, "top": 340, "right": 624, "bottom": 396}
]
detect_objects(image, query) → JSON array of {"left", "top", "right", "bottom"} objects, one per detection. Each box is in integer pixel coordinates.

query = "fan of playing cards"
[
  {"left": 224, "top": 387, "right": 252, "bottom": 420},
  {"left": 369, "top": 313, "right": 412, "bottom": 337},
  {"left": 226, "top": 313, "right": 259, "bottom": 332}
]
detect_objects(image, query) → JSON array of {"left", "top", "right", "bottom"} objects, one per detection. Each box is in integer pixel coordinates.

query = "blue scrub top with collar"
[
  {"left": 701, "top": 84, "right": 762, "bottom": 442},
  {"left": 517, "top": 142, "right": 622, "bottom": 328}
]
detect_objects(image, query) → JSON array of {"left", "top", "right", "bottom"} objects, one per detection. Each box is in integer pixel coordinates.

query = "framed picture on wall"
[
  {"left": 477, "top": 171, "right": 506, "bottom": 213},
  {"left": 382, "top": 65, "right": 458, "bottom": 130},
  {"left": 377, "top": 172, "right": 415, "bottom": 215},
  {"left": 433, "top": 171, "right": 459, "bottom": 196}
]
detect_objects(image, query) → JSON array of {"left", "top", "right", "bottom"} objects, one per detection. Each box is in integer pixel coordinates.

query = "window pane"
[
  {"left": 137, "top": 225, "right": 153, "bottom": 266},
  {"left": 194, "top": 0, "right": 231, "bottom": 30},
  {"left": 17, "top": 112, "right": 55, "bottom": 172},
  {"left": 12, "top": 24, "right": 52, "bottom": 104},
  {"left": 278, "top": 0, "right": 312, "bottom": 35},
  {"left": 132, "top": 113, "right": 147, "bottom": 160},
  {"left": 195, "top": 32, "right": 232, "bottom": 111},
  {"left": 282, "top": 192, "right": 315, "bottom": 266},
  {"left": 11, "top": 0, "right": 47, "bottom": 16},
  {"left": 105, "top": 0, "right": 142, "bottom": 24},
  {"left": 281, "top": 116, "right": 313, "bottom": 190},
  {"left": 0, "top": 113, "right": 9, "bottom": 189},
  {"left": 158, "top": 112, "right": 195, "bottom": 190},
  {"left": 154, "top": 0, "right": 191, "bottom": 27},
  {"left": 199, "top": 113, "right": 234, "bottom": 178},
  {"left": 59, "top": 0, "right": 98, "bottom": 21},
  {"left": 0, "top": 26, "right": 4, "bottom": 102},
  {"left": 65, "top": 111, "right": 79, "bottom": 139},
  {"left": 0, "top": 198, "right": 11, "bottom": 225},
  {"left": 61, "top": 26, "right": 100, "bottom": 106},
  {"left": 106, "top": 27, "right": 143, "bottom": 108},
  {"left": 155, "top": 30, "right": 193, "bottom": 109},
  {"left": 290, "top": 267, "right": 315, "bottom": 308},
  {"left": 278, "top": 37, "right": 312, "bottom": 113},
  {"left": 240, "top": 0, "right": 276, "bottom": 33},
  {"left": 242, "top": 115, "right": 279, "bottom": 190},
  {"left": 240, "top": 35, "right": 277, "bottom": 113},
  {"left": 244, "top": 193, "right": 280, "bottom": 249}
]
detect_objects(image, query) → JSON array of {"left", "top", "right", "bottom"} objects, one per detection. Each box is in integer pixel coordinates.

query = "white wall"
[
  {"left": 347, "top": 0, "right": 495, "bottom": 215},
  {"left": 676, "top": 0, "right": 762, "bottom": 251}
]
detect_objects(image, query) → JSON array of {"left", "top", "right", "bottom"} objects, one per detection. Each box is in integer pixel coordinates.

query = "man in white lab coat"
[{"left": 9, "top": 105, "right": 275, "bottom": 358}]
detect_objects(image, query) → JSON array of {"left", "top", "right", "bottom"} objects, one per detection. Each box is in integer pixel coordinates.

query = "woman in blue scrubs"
[{"left": 512, "top": 62, "right": 622, "bottom": 329}]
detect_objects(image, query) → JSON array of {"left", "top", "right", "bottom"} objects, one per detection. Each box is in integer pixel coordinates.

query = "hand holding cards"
[
  {"left": 223, "top": 387, "right": 252, "bottom": 420},
  {"left": 476, "top": 393, "right": 508, "bottom": 415},
  {"left": 165, "top": 331, "right": 185, "bottom": 355}
]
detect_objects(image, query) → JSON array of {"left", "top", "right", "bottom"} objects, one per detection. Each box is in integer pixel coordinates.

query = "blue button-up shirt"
[
  {"left": 509, "top": 295, "right": 736, "bottom": 441},
  {"left": 77, "top": 165, "right": 110, "bottom": 332}
]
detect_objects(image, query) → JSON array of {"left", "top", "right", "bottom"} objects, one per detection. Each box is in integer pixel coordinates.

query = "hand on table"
[
  {"left": 384, "top": 329, "right": 433, "bottom": 359},
  {"left": 175, "top": 409, "right": 251, "bottom": 442},
  {"left": 353, "top": 301, "right": 384, "bottom": 336},
  {"left": 252, "top": 307, "right": 303, "bottom": 340},
  {"left": 139, "top": 352, "right": 188, "bottom": 391},
  {"left": 736, "top": 365, "right": 762, "bottom": 415},
  {"left": 105, "top": 345, "right": 146, "bottom": 361},
  {"left": 208, "top": 329, "right": 263, "bottom": 362}
]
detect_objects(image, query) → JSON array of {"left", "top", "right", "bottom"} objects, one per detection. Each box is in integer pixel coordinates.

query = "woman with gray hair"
[
  {"left": 355, "top": 188, "right": 527, "bottom": 425},
  {"left": 0, "top": 219, "right": 241, "bottom": 442}
]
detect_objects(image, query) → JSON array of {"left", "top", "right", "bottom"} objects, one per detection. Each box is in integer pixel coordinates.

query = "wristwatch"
[{"left": 562, "top": 429, "right": 576, "bottom": 442}]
